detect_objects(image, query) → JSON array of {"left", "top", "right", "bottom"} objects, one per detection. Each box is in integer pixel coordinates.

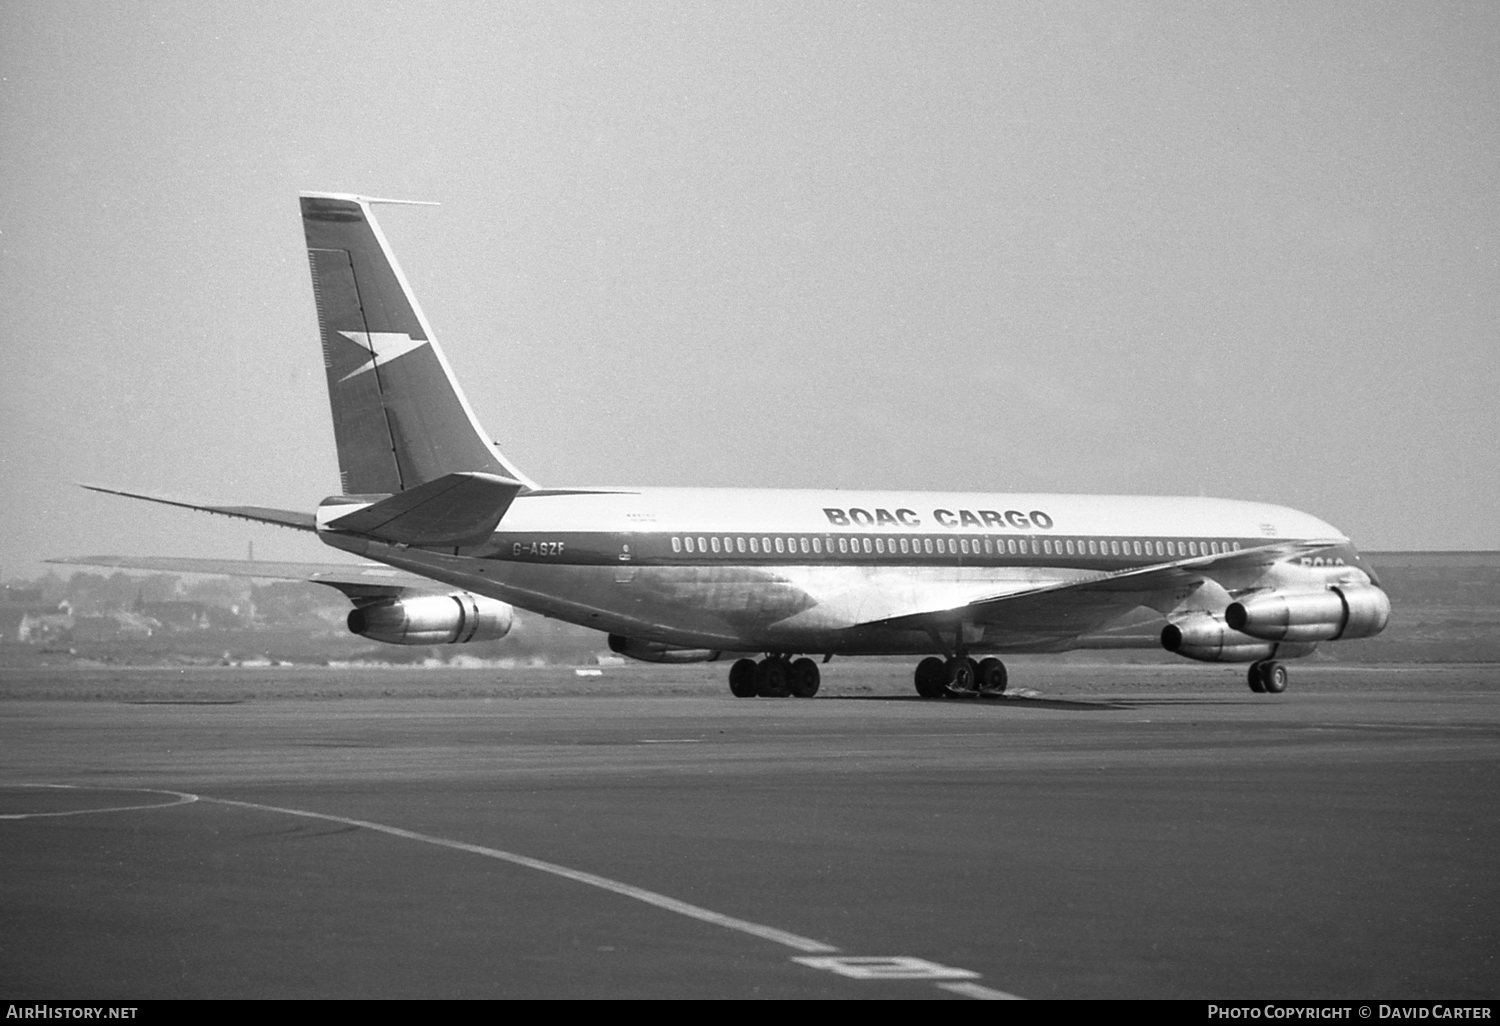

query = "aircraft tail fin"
[{"left": 299, "top": 192, "right": 536, "bottom": 495}]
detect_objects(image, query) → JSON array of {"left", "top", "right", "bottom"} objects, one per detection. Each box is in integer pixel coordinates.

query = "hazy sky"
[{"left": 3, "top": 1, "right": 1497, "bottom": 577}]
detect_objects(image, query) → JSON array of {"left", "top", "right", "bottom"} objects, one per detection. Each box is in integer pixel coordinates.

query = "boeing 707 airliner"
[{"left": 62, "top": 193, "right": 1391, "bottom": 698}]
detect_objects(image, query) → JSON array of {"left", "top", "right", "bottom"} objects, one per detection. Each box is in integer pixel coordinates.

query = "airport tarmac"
[{"left": 1, "top": 661, "right": 1496, "bottom": 999}]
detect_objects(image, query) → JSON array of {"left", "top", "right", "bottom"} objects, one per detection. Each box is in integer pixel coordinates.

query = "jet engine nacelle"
[
  {"left": 1161, "top": 618, "right": 1318, "bottom": 663},
  {"left": 348, "top": 593, "right": 514, "bottom": 645},
  {"left": 1225, "top": 585, "right": 1390, "bottom": 643},
  {"left": 607, "top": 634, "right": 722, "bottom": 664}
]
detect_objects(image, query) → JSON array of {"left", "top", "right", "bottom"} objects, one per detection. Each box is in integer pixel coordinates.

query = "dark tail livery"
[{"left": 300, "top": 192, "right": 535, "bottom": 495}]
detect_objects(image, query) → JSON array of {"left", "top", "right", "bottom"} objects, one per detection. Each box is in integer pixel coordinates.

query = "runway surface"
[{"left": 2, "top": 661, "right": 1497, "bottom": 999}]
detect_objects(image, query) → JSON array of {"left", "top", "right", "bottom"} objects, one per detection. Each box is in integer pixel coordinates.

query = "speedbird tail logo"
[{"left": 337, "top": 331, "right": 428, "bottom": 382}]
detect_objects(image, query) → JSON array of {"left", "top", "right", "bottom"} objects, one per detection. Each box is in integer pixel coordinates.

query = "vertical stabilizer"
[{"left": 299, "top": 192, "right": 536, "bottom": 494}]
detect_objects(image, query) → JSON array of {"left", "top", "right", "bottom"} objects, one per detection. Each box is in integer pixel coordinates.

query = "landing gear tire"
[
  {"left": 789, "top": 657, "right": 821, "bottom": 698},
  {"left": 1262, "top": 661, "right": 1288, "bottom": 694},
  {"left": 1247, "top": 662, "right": 1267, "bottom": 694},
  {"left": 754, "top": 657, "right": 790, "bottom": 698},
  {"left": 944, "top": 656, "right": 979, "bottom": 697},
  {"left": 914, "top": 657, "right": 947, "bottom": 698},
  {"left": 1248, "top": 660, "right": 1287, "bottom": 694},
  {"left": 729, "top": 658, "right": 758, "bottom": 698},
  {"left": 977, "top": 657, "right": 1008, "bottom": 695}
]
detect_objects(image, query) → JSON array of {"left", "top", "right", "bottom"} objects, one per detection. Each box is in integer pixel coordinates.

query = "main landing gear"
[
  {"left": 1247, "top": 660, "right": 1288, "bottom": 695},
  {"left": 728, "top": 656, "right": 820, "bottom": 698},
  {"left": 914, "top": 655, "right": 1008, "bottom": 698}
]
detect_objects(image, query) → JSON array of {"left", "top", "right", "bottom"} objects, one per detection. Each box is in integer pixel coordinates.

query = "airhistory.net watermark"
[{"left": 6, "top": 1008, "right": 138, "bottom": 1020}]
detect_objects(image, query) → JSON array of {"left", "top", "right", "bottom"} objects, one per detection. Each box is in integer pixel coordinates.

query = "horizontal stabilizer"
[
  {"left": 46, "top": 555, "right": 436, "bottom": 599},
  {"left": 324, "top": 472, "right": 523, "bottom": 547},
  {"left": 82, "top": 484, "right": 316, "bottom": 532}
]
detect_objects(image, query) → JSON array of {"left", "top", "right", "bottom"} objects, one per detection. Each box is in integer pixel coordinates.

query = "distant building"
[{"left": 11, "top": 601, "right": 74, "bottom": 643}]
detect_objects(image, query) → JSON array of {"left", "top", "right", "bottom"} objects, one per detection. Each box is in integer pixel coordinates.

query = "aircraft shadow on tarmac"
[{"left": 821, "top": 694, "right": 1133, "bottom": 711}]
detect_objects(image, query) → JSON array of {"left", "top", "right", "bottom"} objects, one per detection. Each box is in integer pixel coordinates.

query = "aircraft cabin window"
[
  {"left": 922, "top": 538, "right": 932, "bottom": 554},
  {"left": 672, "top": 537, "right": 682, "bottom": 553},
  {"left": 762, "top": 537, "right": 772, "bottom": 553},
  {"left": 876, "top": 538, "right": 885, "bottom": 554},
  {"left": 812, "top": 537, "right": 822, "bottom": 554},
  {"left": 711, "top": 537, "right": 720, "bottom": 554},
  {"left": 862, "top": 538, "right": 873, "bottom": 554},
  {"left": 774, "top": 537, "right": 784, "bottom": 554},
  {"left": 838, "top": 537, "right": 848, "bottom": 554},
  {"left": 737, "top": 537, "right": 746, "bottom": 554},
  {"left": 1110, "top": 540, "right": 1119, "bottom": 556}
]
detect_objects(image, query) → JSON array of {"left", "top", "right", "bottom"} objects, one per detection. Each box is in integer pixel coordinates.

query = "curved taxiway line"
[
  {"left": 0, "top": 782, "right": 199, "bottom": 820},
  {"left": 1, "top": 782, "right": 1020, "bottom": 998}
]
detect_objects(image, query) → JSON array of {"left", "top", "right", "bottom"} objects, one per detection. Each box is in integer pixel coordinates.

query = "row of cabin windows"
[{"left": 667, "top": 534, "right": 1242, "bottom": 559}]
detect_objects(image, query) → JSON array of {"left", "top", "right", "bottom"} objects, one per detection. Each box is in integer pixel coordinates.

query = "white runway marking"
[
  {"left": 936, "top": 981, "right": 1024, "bottom": 1000},
  {"left": 0, "top": 783, "right": 199, "bottom": 820},
  {"left": 200, "top": 794, "right": 839, "bottom": 954},
  {"left": 793, "top": 955, "right": 978, "bottom": 980},
  {"left": 3, "top": 783, "right": 1022, "bottom": 997}
]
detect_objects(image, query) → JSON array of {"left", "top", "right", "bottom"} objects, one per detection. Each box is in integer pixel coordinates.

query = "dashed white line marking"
[{"left": 0, "top": 783, "right": 199, "bottom": 820}]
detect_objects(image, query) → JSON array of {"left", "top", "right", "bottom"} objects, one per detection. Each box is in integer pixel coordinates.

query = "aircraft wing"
[
  {"left": 47, "top": 555, "right": 437, "bottom": 599},
  {"left": 81, "top": 484, "right": 316, "bottom": 532},
  {"left": 865, "top": 538, "right": 1349, "bottom": 636}
]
